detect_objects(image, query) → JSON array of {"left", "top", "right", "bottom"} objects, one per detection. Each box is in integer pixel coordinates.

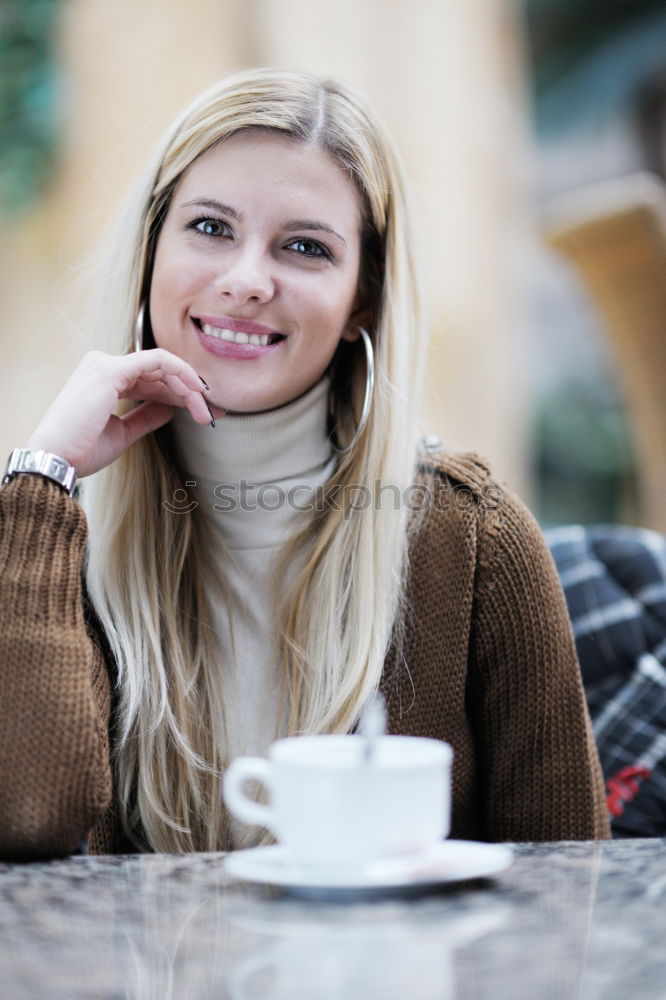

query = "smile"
[
  {"left": 193, "top": 318, "right": 285, "bottom": 346},
  {"left": 192, "top": 317, "right": 285, "bottom": 361},
  {"left": 202, "top": 323, "right": 271, "bottom": 346}
]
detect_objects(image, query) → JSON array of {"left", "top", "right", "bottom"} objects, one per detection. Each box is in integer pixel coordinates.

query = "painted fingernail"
[
  {"left": 204, "top": 399, "right": 216, "bottom": 428},
  {"left": 198, "top": 375, "right": 211, "bottom": 391}
]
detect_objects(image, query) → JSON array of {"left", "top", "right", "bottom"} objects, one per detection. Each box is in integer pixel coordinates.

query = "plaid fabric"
[{"left": 546, "top": 524, "right": 666, "bottom": 837}]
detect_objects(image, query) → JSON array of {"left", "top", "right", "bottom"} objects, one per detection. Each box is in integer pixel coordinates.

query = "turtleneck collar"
[{"left": 170, "top": 376, "right": 336, "bottom": 550}]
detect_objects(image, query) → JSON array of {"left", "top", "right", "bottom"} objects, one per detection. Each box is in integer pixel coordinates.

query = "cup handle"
[{"left": 223, "top": 756, "right": 275, "bottom": 831}]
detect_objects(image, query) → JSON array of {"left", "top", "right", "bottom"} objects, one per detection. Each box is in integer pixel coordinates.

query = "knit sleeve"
[
  {"left": 0, "top": 475, "right": 112, "bottom": 859},
  {"left": 468, "top": 482, "right": 610, "bottom": 842}
]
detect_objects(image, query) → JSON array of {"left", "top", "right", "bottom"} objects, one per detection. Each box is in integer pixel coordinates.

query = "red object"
[{"left": 606, "top": 765, "right": 651, "bottom": 817}]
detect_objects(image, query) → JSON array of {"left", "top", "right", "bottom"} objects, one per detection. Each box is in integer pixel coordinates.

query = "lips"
[{"left": 191, "top": 317, "right": 285, "bottom": 360}]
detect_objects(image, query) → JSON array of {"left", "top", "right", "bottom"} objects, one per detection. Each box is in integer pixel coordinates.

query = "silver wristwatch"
[{"left": 3, "top": 448, "right": 77, "bottom": 496}]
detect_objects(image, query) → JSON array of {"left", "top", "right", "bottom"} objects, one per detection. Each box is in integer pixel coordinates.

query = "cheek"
[
  {"left": 150, "top": 257, "right": 192, "bottom": 350},
  {"left": 152, "top": 250, "right": 206, "bottom": 301},
  {"left": 301, "top": 273, "right": 359, "bottom": 331},
  {"left": 150, "top": 256, "right": 214, "bottom": 346}
]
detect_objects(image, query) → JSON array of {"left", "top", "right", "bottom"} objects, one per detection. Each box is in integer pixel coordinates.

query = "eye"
[
  {"left": 189, "top": 217, "right": 231, "bottom": 238},
  {"left": 285, "top": 238, "right": 331, "bottom": 260}
]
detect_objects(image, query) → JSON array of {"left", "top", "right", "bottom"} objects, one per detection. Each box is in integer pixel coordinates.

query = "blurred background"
[{"left": 1, "top": 0, "right": 664, "bottom": 529}]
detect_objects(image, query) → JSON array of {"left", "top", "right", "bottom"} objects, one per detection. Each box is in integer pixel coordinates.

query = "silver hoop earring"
[
  {"left": 134, "top": 301, "right": 146, "bottom": 353},
  {"left": 334, "top": 327, "right": 375, "bottom": 456}
]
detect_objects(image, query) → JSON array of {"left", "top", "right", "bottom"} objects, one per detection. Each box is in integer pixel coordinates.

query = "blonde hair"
[{"left": 83, "top": 68, "right": 427, "bottom": 852}]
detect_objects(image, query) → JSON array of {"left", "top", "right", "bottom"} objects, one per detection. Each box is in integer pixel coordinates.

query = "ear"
[{"left": 340, "top": 307, "right": 373, "bottom": 343}]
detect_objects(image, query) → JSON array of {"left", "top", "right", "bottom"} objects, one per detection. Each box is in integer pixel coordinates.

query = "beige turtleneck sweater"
[{"left": 171, "top": 376, "right": 336, "bottom": 762}]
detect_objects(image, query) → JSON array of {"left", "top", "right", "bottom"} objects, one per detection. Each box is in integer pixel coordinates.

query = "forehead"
[{"left": 174, "top": 130, "right": 363, "bottom": 229}]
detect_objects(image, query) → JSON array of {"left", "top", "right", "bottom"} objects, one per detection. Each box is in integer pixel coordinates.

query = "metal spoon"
[{"left": 359, "top": 691, "right": 387, "bottom": 763}]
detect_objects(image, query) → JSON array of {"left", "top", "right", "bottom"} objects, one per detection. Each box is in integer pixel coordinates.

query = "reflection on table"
[{"left": 0, "top": 839, "right": 665, "bottom": 999}]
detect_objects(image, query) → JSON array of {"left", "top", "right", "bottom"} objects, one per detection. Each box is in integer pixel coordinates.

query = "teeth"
[{"left": 201, "top": 322, "right": 275, "bottom": 346}]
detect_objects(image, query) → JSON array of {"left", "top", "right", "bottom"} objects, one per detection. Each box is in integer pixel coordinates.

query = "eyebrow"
[
  {"left": 179, "top": 198, "right": 347, "bottom": 245},
  {"left": 180, "top": 198, "right": 240, "bottom": 221},
  {"left": 284, "top": 220, "right": 347, "bottom": 245}
]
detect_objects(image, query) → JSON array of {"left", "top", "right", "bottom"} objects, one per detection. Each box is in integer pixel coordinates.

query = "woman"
[{"left": 0, "top": 68, "right": 609, "bottom": 859}]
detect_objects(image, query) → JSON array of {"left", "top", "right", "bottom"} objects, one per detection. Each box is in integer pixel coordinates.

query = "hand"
[{"left": 26, "top": 349, "right": 218, "bottom": 478}]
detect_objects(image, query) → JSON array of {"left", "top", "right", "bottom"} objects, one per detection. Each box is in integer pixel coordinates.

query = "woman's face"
[{"left": 150, "top": 130, "right": 365, "bottom": 414}]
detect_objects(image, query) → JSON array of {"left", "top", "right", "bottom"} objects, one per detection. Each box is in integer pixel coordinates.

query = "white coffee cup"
[{"left": 223, "top": 734, "right": 452, "bottom": 869}]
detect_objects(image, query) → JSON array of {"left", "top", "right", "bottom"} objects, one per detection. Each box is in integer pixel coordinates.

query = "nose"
[{"left": 213, "top": 243, "right": 275, "bottom": 306}]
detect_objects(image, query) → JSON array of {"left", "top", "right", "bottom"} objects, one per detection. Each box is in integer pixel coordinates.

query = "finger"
[
  {"left": 130, "top": 378, "right": 212, "bottom": 424},
  {"left": 117, "top": 350, "right": 212, "bottom": 423},
  {"left": 161, "top": 373, "right": 214, "bottom": 424},
  {"left": 161, "top": 371, "right": 204, "bottom": 402},
  {"left": 117, "top": 349, "right": 204, "bottom": 395},
  {"left": 120, "top": 401, "right": 176, "bottom": 445}
]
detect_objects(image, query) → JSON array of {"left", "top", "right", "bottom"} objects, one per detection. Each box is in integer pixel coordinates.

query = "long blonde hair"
[{"left": 83, "top": 68, "right": 427, "bottom": 852}]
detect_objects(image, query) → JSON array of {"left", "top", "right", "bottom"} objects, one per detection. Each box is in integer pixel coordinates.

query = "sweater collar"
[{"left": 171, "top": 375, "right": 334, "bottom": 487}]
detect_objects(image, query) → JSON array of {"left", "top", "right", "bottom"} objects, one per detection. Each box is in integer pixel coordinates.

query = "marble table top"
[{"left": 1, "top": 839, "right": 665, "bottom": 999}]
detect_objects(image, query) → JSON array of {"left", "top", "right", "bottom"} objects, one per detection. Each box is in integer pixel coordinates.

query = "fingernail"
[
  {"left": 198, "top": 375, "right": 210, "bottom": 391},
  {"left": 204, "top": 399, "right": 216, "bottom": 428}
]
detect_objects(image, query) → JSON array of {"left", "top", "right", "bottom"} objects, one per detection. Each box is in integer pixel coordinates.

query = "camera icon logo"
[{"left": 162, "top": 481, "right": 198, "bottom": 514}]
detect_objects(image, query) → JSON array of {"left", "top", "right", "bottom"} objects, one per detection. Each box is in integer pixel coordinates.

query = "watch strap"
[{"left": 3, "top": 448, "right": 77, "bottom": 496}]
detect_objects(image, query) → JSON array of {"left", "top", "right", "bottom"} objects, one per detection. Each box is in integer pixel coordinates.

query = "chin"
[{"left": 211, "top": 393, "right": 282, "bottom": 415}]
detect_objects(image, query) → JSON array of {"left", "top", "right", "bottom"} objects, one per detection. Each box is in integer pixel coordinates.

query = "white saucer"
[{"left": 225, "top": 840, "right": 512, "bottom": 893}]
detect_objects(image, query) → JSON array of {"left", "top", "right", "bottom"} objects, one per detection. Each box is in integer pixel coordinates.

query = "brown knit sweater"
[{"left": 0, "top": 450, "right": 610, "bottom": 859}]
